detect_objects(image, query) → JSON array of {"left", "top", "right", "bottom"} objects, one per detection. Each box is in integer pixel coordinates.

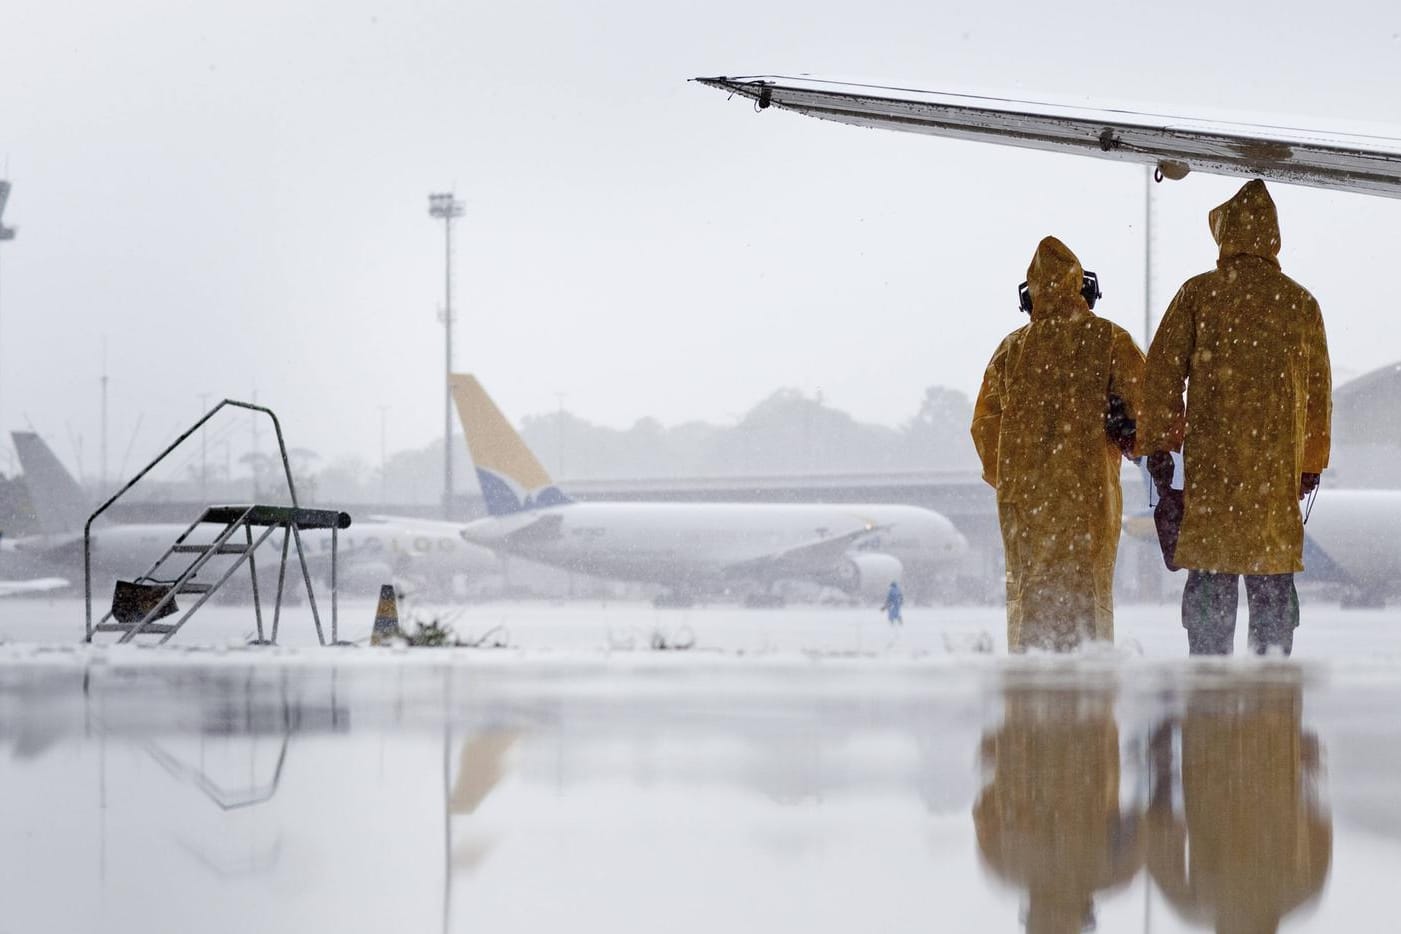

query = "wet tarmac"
[{"left": 0, "top": 599, "right": 1398, "bottom": 931}]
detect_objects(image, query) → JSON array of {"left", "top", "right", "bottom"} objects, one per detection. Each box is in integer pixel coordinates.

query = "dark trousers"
[{"left": 1182, "top": 571, "right": 1298, "bottom": 656}]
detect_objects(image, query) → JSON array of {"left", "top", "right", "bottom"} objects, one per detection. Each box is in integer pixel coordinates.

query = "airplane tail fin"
[
  {"left": 0, "top": 180, "right": 15, "bottom": 240},
  {"left": 12, "top": 431, "right": 90, "bottom": 535},
  {"left": 448, "top": 374, "right": 571, "bottom": 516}
]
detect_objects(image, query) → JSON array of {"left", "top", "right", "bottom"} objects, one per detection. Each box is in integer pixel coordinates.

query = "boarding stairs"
[
  {"left": 90, "top": 505, "right": 350, "bottom": 646},
  {"left": 84, "top": 400, "right": 352, "bottom": 647}
]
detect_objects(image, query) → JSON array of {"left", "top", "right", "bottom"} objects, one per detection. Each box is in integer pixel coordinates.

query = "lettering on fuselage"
[
  {"left": 856, "top": 534, "right": 918, "bottom": 552},
  {"left": 315, "top": 534, "right": 458, "bottom": 555}
]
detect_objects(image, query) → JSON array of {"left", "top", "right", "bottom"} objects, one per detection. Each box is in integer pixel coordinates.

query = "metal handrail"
[{"left": 84, "top": 400, "right": 301, "bottom": 641}]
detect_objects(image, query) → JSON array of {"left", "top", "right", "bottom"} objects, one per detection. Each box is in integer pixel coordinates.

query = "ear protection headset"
[{"left": 1018, "top": 271, "right": 1102, "bottom": 314}]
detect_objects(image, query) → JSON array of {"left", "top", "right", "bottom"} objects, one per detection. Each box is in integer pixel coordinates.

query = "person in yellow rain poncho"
[
  {"left": 1146, "top": 677, "right": 1332, "bottom": 933},
  {"left": 971, "top": 237, "right": 1145, "bottom": 652},
  {"left": 973, "top": 685, "right": 1143, "bottom": 933},
  {"left": 1139, "top": 180, "right": 1331, "bottom": 656}
]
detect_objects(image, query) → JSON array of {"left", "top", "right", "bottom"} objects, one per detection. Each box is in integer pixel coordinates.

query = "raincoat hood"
[
  {"left": 1209, "top": 179, "right": 1281, "bottom": 265},
  {"left": 1025, "top": 236, "right": 1089, "bottom": 321}
]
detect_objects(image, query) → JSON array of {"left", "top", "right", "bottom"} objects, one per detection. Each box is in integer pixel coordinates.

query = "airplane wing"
[
  {"left": 693, "top": 75, "right": 1401, "bottom": 199},
  {"left": 501, "top": 513, "right": 565, "bottom": 548},
  {"left": 0, "top": 577, "right": 69, "bottom": 597},
  {"left": 724, "top": 524, "right": 880, "bottom": 579}
]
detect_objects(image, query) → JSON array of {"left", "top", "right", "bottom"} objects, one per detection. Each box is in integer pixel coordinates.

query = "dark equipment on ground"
[{"left": 111, "top": 579, "right": 178, "bottom": 624}]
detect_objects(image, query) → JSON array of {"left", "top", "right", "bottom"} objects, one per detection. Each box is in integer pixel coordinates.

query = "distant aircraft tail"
[
  {"left": 12, "top": 431, "right": 89, "bottom": 535},
  {"left": 0, "top": 180, "right": 15, "bottom": 240},
  {"left": 449, "top": 374, "right": 572, "bottom": 516}
]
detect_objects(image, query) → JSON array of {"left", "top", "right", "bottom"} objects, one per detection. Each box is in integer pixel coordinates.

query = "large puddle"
[{"left": 0, "top": 648, "right": 1395, "bottom": 932}]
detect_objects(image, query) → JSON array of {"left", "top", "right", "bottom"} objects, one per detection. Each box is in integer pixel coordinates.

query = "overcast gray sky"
[{"left": 2, "top": 0, "right": 1400, "bottom": 480}]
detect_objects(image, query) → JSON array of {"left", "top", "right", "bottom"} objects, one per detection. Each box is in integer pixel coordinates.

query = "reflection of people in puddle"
[
  {"left": 973, "top": 688, "right": 1143, "bottom": 932},
  {"left": 1147, "top": 680, "right": 1331, "bottom": 933}
]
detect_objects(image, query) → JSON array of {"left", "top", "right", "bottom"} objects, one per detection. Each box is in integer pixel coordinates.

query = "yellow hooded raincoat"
[
  {"left": 1139, "top": 180, "right": 1331, "bottom": 575},
  {"left": 971, "top": 237, "right": 1145, "bottom": 651}
]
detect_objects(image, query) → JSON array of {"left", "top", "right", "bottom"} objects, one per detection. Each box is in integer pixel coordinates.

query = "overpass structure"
[
  {"left": 100, "top": 470, "right": 997, "bottom": 530},
  {"left": 562, "top": 468, "right": 995, "bottom": 525}
]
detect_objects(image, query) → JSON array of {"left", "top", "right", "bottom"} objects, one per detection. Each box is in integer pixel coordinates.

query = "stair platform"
[{"left": 201, "top": 505, "right": 352, "bottom": 530}]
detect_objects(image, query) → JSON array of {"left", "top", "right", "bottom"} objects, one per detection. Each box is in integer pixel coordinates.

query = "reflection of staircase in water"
[{"left": 144, "top": 730, "right": 291, "bottom": 811}]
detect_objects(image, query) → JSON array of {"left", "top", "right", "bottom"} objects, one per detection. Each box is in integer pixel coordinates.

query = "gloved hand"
[
  {"left": 1147, "top": 452, "right": 1176, "bottom": 498},
  {"left": 1300, "top": 472, "right": 1321, "bottom": 500}
]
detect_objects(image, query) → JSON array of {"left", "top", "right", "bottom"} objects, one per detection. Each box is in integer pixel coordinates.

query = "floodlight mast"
[
  {"left": 0, "top": 179, "right": 16, "bottom": 444},
  {"left": 428, "top": 192, "right": 464, "bottom": 519}
]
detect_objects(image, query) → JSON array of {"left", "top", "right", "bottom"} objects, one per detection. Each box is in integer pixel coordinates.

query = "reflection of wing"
[
  {"left": 694, "top": 76, "right": 1401, "bottom": 199},
  {"left": 724, "top": 524, "right": 878, "bottom": 579},
  {"left": 0, "top": 577, "right": 68, "bottom": 597}
]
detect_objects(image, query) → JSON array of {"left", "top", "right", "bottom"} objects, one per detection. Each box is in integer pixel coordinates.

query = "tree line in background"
[
  {"left": 517, "top": 385, "right": 978, "bottom": 481},
  {"left": 342, "top": 384, "right": 977, "bottom": 501}
]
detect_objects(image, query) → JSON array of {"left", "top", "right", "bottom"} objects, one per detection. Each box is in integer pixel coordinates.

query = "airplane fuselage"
[
  {"left": 1, "top": 516, "right": 499, "bottom": 594},
  {"left": 461, "top": 500, "right": 966, "bottom": 594},
  {"left": 1299, "top": 490, "right": 1401, "bottom": 595}
]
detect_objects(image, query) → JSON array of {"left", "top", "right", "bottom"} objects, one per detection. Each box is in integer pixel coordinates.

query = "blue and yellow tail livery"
[{"left": 449, "top": 374, "right": 572, "bottom": 516}]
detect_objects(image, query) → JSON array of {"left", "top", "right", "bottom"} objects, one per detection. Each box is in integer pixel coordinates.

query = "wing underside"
[
  {"left": 693, "top": 76, "right": 1401, "bottom": 198},
  {"left": 723, "top": 524, "right": 876, "bottom": 580}
]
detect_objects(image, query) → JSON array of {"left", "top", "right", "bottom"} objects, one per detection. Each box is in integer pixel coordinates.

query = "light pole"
[
  {"left": 428, "top": 192, "right": 464, "bottom": 519},
  {"left": 197, "top": 392, "right": 210, "bottom": 502},
  {"left": 555, "top": 392, "right": 566, "bottom": 478},
  {"left": 1143, "top": 165, "right": 1154, "bottom": 347},
  {"left": 100, "top": 337, "right": 109, "bottom": 494},
  {"left": 0, "top": 179, "right": 17, "bottom": 444},
  {"left": 379, "top": 404, "right": 389, "bottom": 506}
]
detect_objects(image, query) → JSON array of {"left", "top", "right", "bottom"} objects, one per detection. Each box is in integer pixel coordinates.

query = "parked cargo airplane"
[
  {"left": 1, "top": 431, "right": 500, "bottom": 597},
  {"left": 1121, "top": 452, "right": 1401, "bottom": 606},
  {"left": 451, "top": 374, "right": 967, "bottom": 604}
]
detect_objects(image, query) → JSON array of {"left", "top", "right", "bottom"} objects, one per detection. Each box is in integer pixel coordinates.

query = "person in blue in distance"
[{"left": 882, "top": 581, "right": 904, "bottom": 626}]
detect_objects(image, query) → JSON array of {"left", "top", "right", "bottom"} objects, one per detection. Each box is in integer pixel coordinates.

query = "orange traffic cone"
[{"left": 371, "top": 584, "right": 401, "bottom": 645}]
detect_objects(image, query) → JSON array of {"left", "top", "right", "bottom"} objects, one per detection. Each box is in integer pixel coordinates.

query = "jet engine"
[{"left": 836, "top": 552, "right": 904, "bottom": 601}]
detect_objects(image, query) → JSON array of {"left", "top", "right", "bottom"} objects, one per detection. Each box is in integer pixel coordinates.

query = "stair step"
[
  {"left": 178, "top": 582, "right": 214, "bottom": 594},
  {"left": 94, "top": 623, "right": 177, "bottom": 635},
  {"left": 172, "top": 544, "right": 248, "bottom": 555}
]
